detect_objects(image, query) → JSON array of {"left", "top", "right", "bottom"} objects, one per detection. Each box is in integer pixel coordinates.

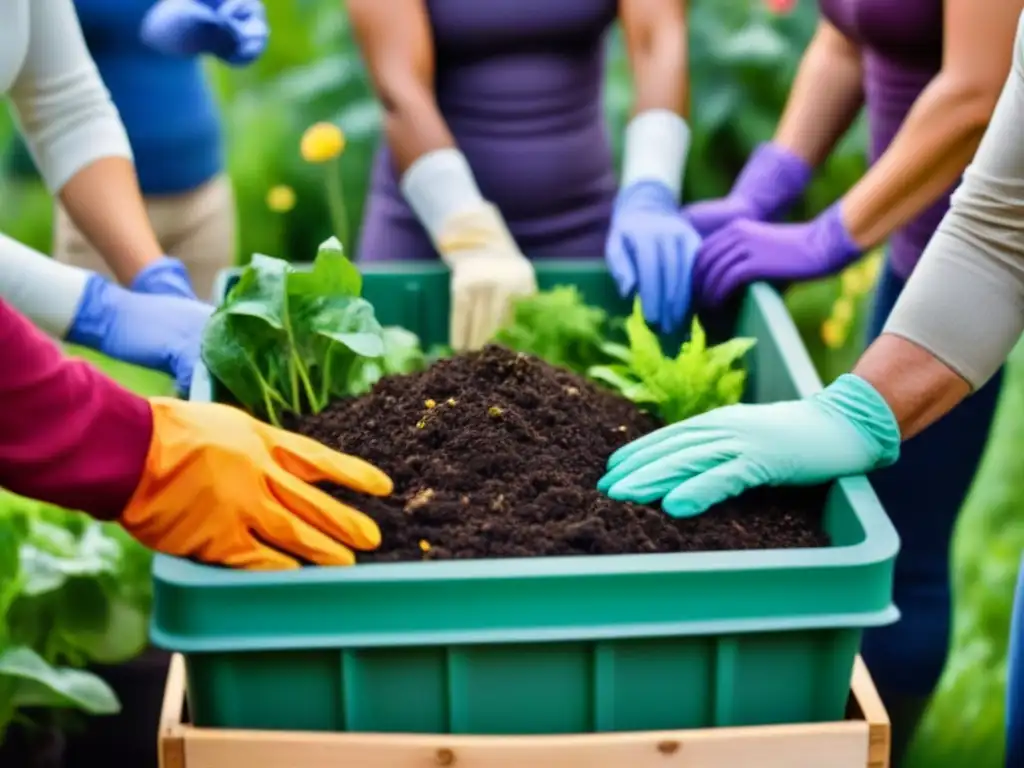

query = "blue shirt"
[{"left": 74, "top": 0, "right": 223, "bottom": 195}]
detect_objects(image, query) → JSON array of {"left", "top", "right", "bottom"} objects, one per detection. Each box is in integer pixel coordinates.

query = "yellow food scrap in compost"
[
  {"left": 446, "top": 398, "right": 457, "bottom": 406},
  {"left": 425, "top": 399, "right": 437, "bottom": 409},
  {"left": 419, "top": 540, "right": 431, "bottom": 553},
  {"left": 488, "top": 406, "right": 503, "bottom": 417},
  {"left": 300, "top": 122, "right": 346, "bottom": 163},
  {"left": 405, "top": 488, "right": 435, "bottom": 513},
  {"left": 416, "top": 418, "right": 427, "bottom": 429}
]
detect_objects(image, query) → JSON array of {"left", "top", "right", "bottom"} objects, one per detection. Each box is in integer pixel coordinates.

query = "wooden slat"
[
  {"left": 182, "top": 721, "right": 870, "bottom": 768},
  {"left": 158, "top": 654, "right": 188, "bottom": 768},
  {"left": 851, "top": 656, "right": 891, "bottom": 768}
]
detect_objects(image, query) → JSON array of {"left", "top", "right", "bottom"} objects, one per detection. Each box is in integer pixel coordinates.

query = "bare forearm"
[
  {"left": 774, "top": 21, "right": 863, "bottom": 167},
  {"left": 853, "top": 334, "right": 971, "bottom": 440},
  {"left": 381, "top": 88, "right": 455, "bottom": 174},
  {"left": 841, "top": 77, "right": 995, "bottom": 249},
  {"left": 58, "top": 157, "right": 164, "bottom": 285},
  {"left": 624, "top": 0, "right": 688, "bottom": 118}
]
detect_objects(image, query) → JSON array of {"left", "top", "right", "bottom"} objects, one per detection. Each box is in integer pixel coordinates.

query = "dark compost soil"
[{"left": 287, "top": 346, "right": 829, "bottom": 562}]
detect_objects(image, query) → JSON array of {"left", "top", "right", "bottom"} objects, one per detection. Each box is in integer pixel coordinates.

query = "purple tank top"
[
  {"left": 359, "top": 0, "right": 619, "bottom": 262},
  {"left": 818, "top": 0, "right": 945, "bottom": 278}
]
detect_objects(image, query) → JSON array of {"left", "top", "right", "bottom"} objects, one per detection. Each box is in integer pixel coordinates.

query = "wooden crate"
[{"left": 159, "top": 654, "right": 889, "bottom": 768}]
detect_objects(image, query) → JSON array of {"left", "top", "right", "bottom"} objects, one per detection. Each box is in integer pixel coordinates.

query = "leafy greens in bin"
[
  {"left": 201, "top": 238, "right": 428, "bottom": 425},
  {"left": 588, "top": 299, "right": 756, "bottom": 424}
]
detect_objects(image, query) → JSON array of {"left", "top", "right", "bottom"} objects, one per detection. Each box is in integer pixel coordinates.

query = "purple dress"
[
  {"left": 357, "top": 0, "right": 619, "bottom": 262},
  {"left": 819, "top": 0, "right": 946, "bottom": 279}
]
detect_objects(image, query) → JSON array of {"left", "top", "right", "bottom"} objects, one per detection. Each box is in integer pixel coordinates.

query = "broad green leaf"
[
  {"left": 0, "top": 646, "right": 119, "bottom": 715},
  {"left": 380, "top": 326, "right": 427, "bottom": 375}
]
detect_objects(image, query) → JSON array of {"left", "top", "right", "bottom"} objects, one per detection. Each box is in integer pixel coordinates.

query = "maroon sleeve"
[{"left": 0, "top": 298, "right": 153, "bottom": 521}]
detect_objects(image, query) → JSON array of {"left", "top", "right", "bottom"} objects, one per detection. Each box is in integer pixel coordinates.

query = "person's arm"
[
  {"left": 618, "top": 0, "right": 690, "bottom": 197},
  {"left": 840, "top": 0, "right": 1024, "bottom": 249},
  {"left": 854, "top": 10, "right": 1024, "bottom": 439},
  {"left": 8, "top": 0, "right": 164, "bottom": 285},
  {"left": 347, "top": 0, "right": 486, "bottom": 243},
  {"left": 0, "top": 297, "right": 152, "bottom": 520},
  {"left": 0, "top": 232, "right": 90, "bottom": 339},
  {"left": 773, "top": 19, "right": 864, "bottom": 168}
]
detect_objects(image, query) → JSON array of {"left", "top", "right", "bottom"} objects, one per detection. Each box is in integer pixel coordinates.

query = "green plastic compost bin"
[{"left": 156, "top": 260, "right": 899, "bottom": 735}]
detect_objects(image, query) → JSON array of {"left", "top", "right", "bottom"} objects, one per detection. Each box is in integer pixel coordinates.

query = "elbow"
[{"left": 936, "top": 74, "right": 1004, "bottom": 140}]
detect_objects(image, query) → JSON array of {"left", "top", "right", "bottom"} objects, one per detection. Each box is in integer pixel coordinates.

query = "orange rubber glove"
[{"left": 119, "top": 398, "right": 392, "bottom": 569}]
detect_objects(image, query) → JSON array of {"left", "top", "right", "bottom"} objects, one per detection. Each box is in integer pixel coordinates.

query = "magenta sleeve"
[{"left": 0, "top": 298, "right": 153, "bottom": 520}]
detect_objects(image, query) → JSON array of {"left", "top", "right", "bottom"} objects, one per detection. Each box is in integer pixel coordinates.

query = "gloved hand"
[
  {"left": 693, "top": 203, "right": 861, "bottom": 307},
  {"left": 598, "top": 374, "right": 901, "bottom": 518},
  {"left": 682, "top": 143, "right": 813, "bottom": 238},
  {"left": 141, "top": 0, "right": 268, "bottom": 66},
  {"left": 131, "top": 256, "right": 197, "bottom": 299},
  {"left": 120, "top": 398, "right": 392, "bottom": 569},
  {"left": 66, "top": 274, "right": 212, "bottom": 393},
  {"left": 436, "top": 202, "right": 537, "bottom": 351},
  {"left": 605, "top": 180, "right": 701, "bottom": 334}
]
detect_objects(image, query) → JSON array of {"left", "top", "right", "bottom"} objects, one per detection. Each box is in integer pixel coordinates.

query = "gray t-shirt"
[{"left": 884, "top": 12, "right": 1024, "bottom": 390}]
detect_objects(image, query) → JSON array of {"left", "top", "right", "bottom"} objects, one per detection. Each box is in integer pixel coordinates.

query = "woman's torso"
[
  {"left": 366, "top": 0, "right": 619, "bottom": 260},
  {"left": 819, "top": 0, "right": 946, "bottom": 277},
  {"left": 73, "top": 0, "right": 223, "bottom": 195}
]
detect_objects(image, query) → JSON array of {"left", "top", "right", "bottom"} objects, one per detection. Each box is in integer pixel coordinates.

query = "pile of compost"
[{"left": 287, "top": 345, "right": 829, "bottom": 562}]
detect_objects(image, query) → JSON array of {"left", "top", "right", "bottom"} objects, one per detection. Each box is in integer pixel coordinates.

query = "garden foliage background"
[{"left": 0, "top": 0, "right": 1021, "bottom": 764}]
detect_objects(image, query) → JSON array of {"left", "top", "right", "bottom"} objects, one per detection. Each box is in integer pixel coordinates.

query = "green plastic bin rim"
[{"left": 171, "top": 261, "right": 897, "bottom": 583}]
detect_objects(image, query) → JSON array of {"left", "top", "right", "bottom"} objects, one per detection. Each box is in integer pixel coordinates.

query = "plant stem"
[
  {"left": 325, "top": 158, "right": 350, "bottom": 258},
  {"left": 291, "top": 350, "right": 320, "bottom": 413}
]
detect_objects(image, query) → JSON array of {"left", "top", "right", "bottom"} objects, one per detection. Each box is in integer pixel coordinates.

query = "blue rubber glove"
[
  {"left": 67, "top": 274, "right": 214, "bottom": 394},
  {"left": 141, "top": 0, "right": 268, "bottom": 66},
  {"left": 598, "top": 374, "right": 901, "bottom": 518},
  {"left": 131, "top": 256, "right": 197, "bottom": 299},
  {"left": 692, "top": 203, "right": 861, "bottom": 307},
  {"left": 605, "top": 180, "right": 701, "bottom": 334}
]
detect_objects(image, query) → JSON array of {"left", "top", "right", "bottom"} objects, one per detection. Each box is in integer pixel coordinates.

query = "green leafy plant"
[
  {"left": 0, "top": 498, "right": 153, "bottom": 743},
  {"left": 588, "top": 299, "right": 756, "bottom": 424},
  {"left": 201, "top": 238, "right": 401, "bottom": 425},
  {"left": 493, "top": 286, "right": 610, "bottom": 375}
]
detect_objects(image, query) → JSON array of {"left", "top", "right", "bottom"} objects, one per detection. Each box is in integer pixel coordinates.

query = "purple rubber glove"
[
  {"left": 141, "top": 0, "right": 268, "bottom": 66},
  {"left": 683, "top": 143, "right": 813, "bottom": 238},
  {"left": 131, "top": 256, "right": 198, "bottom": 300},
  {"left": 693, "top": 203, "right": 861, "bottom": 307},
  {"left": 605, "top": 180, "right": 701, "bottom": 334}
]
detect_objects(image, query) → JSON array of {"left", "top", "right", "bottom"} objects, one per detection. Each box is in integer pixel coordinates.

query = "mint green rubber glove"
[{"left": 598, "top": 374, "right": 902, "bottom": 518}]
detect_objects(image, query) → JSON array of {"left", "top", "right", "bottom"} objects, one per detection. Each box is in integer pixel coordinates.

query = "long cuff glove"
[
  {"left": 692, "top": 202, "right": 861, "bottom": 307},
  {"left": 598, "top": 373, "right": 901, "bottom": 518},
  {"left": 605, "top": 181, "right": 701, "bottom": 334},
  {"left": 682, "top": 142, "right": 813, "bottom": 238},
  {"left": 131, "top": 256, "right": 197, "bottom": 299},
  {"left": 141, "top": 0, "right": 268, "bottom": 66},
  {"left": 437, "top": 203, "right": 537, "bottom": 351},
  {"left": 67, "top": 274, "right": 212, "bottom": 393},
  {"left": 120, "top": 399, "right": 393, "bottom": 569}
]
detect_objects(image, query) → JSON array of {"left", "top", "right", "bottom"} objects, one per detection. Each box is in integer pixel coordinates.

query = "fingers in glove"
[
  {"left": 268, "top": 469, "right": 381, "bottom": 551},
  {"left": 451, "top": 288, "right": 474, "bottom": 352},
  {"left": 701, "top": 245, "right": 756, "bottom": 306},
  {"left": 468, "top": 288, "right": 499, "bottom": 350},
  {"left": 221, "top": 543, "right": 300, "bottom": 571},
  {"left": 260, "top": 425, "right": 393, "bottom": 496},
  {"left": 603, "top": 441, "right": 737, "bottom": 505},
  {"left": 634, "top": 241, "right": 666, "bottom": 328},
  {"left": 691, "top": 224, "right": 746, "bottom": 295},
  {"left": 669, "top": 235, "right": 698, "bottom": 332},
  {"left": 249, "top": 495, "right": 360, "bottom": 566},
  {"left": 605, "top": 235, "right": 638, "bottom": 298},
  {"left": 660, "top": 459, "right": 753, "bottom": 518},
  {"left": 600, "top": 423, "right": 735, "bottom": 489}
]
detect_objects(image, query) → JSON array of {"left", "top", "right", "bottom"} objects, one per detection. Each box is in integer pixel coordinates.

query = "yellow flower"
[
  {"left": 300, "top": 122, "right": 346, "bottom": 164},
  {"left": 821, "top": 318, "right": 847, "bottom": 350},
  {"left": 840, "top": 267, "right": 867, "bottom": 297},
  {"left": 831, "top": 296, "right": 855, "bottom": 325},
  {"left": 265, "top": 184, "right": 296, "bottom": 213},
  {"left": 859, "top": 250, "right": 883, "bottom": 284}
]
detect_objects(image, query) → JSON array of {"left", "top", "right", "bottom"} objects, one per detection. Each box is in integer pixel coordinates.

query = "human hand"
[
  {"left": 437, "top": 203, "right": 537, "bottom": 351},
  {"left": 141, "top": 0, "right": 268, "bottom": 66},
  {"left": 682, "top": 143, "right": 814, "bottom": 239},
  {"left": 692, "top": 203, "right": 861, "bottom": 307},
  {"left": 67, "top": 274, "right": 212, "bottom": 393},
  {"left": 120, "top": 398, "right": 392, "bottom": 569},
  {"left": 605, "top": 180, "right": 700, "bottom": 334},
  {"left": 131, "top": 256, "right": 197, "bottom": 299},
  {"left": 598, "top": 374, "right": 901, "bottom": 518}
]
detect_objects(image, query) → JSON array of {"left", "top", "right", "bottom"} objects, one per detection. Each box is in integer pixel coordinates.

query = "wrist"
[
  {"left": 400, "top": 149, "right": 487, "bottom": 245},
  {"left": 620, "top": 109, "right": 690, "bottom": 200},
  {"left": 818, "top": 203, "right": 863, "bottom": 267},
  {"left": 614, "top": 179, "right": 678, "bottom": 216},
  {"left": 67, "top": 273, "right": 118, "bottom": 350},
  {"left": 131, "top": 256, "right": 197, "bottom": 299},
  {"left": 815, "top": 374, "right": 902, "bottom": 468},
  {"left": 734, "top": 142, "right": 813, "bottom": 219}
]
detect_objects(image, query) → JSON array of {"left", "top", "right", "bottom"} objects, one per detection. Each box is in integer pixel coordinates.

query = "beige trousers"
[{"left": 53, "top": 174, "right": 236, "bottom": 302}]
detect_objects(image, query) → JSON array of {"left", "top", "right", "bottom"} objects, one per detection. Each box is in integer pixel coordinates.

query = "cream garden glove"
[{"left": 437, "top": 203, "right": 537, "bottom": 351}]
